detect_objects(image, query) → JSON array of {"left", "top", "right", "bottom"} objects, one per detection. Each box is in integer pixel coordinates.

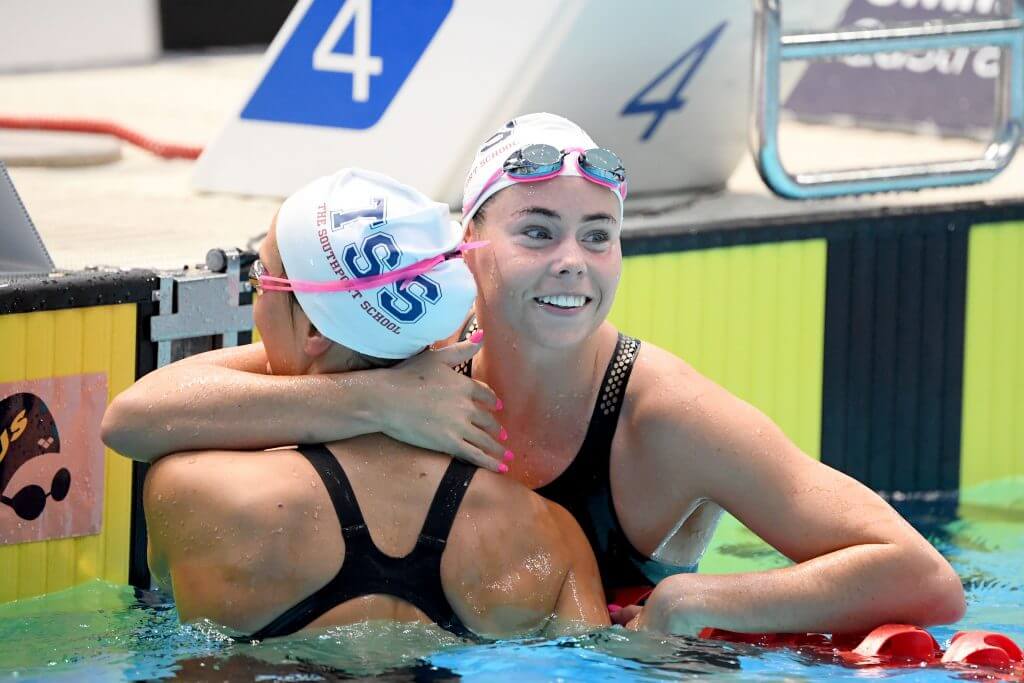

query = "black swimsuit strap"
[
  {"left": 243, "top": 444, "right": 354, "bottom": 642},
  {"left": 298, "top": 443, "right": 372, "bottom": 550},
  {"left": 418, "top": 460, "right": 475, "bottom": 548},
  {"left": 581, "top": 332, "right": 640, "bottom": 459},
  {"left": 243, "top": 446, "right": 476, "bottom": 642}
]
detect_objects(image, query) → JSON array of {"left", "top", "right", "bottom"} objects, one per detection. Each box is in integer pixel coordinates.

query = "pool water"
[{"left": 0, "top": 500, "right": 1020, "bottom": 682}]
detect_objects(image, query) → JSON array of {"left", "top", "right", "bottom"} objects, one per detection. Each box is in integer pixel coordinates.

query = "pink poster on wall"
[{"left": 0, "top": 374, "right": 107, "bottom": 545}]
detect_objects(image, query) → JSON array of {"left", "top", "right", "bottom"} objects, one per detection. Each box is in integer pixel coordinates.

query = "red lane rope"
[
  {"left": 700, "top": 625, "right": 1024, "bottom": 673},
  {"left": 0, "top": 115, "right": 203, "bottom": 160}
]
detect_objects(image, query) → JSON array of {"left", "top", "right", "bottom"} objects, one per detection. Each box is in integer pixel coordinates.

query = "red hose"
[{"left": 0, "top": 115, "right": 203, "bottom": 160}]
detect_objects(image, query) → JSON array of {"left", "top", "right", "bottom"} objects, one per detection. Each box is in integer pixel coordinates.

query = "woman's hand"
[
  {"left": 610, "top": 604, "right": 641, "bottom": 627},
  {"left": 377, "top": 336, "right": 509, "bottom": 472},
  {"left": 621, "top": 575, "right": 704, "bottom": 636}
]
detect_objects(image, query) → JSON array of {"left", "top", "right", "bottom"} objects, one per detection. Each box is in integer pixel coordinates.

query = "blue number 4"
[{"left": 622, "top": 21, "right": 727, "bottom": 141}]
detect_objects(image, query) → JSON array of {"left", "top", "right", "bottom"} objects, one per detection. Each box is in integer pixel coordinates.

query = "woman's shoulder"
[
  {"left": 145, "top": 448, "right": 315, "bottom": 522},
  {"left": 623, "top": 338, "right": 712, "bottom": 415},
  {"left": 619, "top": 336, "right": 761, "bottom": 452}
]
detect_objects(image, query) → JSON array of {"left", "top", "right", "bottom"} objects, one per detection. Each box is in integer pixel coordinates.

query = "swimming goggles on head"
[
  {"left": 463, "top": 144, "right": 628, "bottom": 217},
  {"left": 249, "top": 241, "right": 489, "bottom": 294}
]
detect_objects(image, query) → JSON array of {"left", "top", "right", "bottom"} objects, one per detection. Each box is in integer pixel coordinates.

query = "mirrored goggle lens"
[
  {"left": 579, "top": 148, "right": 626, "bottom": 183},
  {"left": 506, "top": 144, "right": 564, "bottom": 178},
  {"left": 520, "top": 144, "right": 563, "bottom": 166}
]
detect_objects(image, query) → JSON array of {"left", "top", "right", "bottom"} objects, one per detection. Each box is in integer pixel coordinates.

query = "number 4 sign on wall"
[
  {"left": 622, "top": 21, "right": 727, "bottom": 141},
  {"left": 242, "top": 0, "right": 454, "bottom": 130}
]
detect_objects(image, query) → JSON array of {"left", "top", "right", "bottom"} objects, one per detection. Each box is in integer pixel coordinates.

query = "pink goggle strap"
[{"left": 259, "top": 240, "right": 489, "bottom": 294}]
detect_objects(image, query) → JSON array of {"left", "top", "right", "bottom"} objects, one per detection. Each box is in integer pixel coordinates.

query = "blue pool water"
[{"left": 0, "top": 499, "right": 1020, "bottom": 681}]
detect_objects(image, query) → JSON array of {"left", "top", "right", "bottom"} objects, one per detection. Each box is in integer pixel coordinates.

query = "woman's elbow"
[
  {"left": 911, "top": 555, "right": 966, "bottom": 626},
  {"left": 100, "top": 396, "right": 130, "bottom": 449},
  {"left": 101, "top": 393, "right": 157, "bottom": 462},
  {"left": 929, "top": 565, "right": 966, "bottom": 625}
]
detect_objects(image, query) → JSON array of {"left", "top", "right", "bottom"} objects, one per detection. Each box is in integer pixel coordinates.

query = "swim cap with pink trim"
[
  {"left": 462, "top": 112, "right": 625, "bottom": 225},
  {"left": 276, "top": 168, "right": 477, "bottom": 359}
]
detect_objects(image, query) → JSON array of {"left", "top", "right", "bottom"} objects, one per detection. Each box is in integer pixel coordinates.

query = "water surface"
[{"left": 0, "top": 502, "right": 1020, "bottom": 681}]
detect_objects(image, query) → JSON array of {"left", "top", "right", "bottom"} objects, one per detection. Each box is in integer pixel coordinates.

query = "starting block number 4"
[
  {"left": 242, "top": 0, "right": 453, "bottom": 129},
  {"left": 622, "top": 21, "right": 727, "bottom": 141},
  {"left": 313, "top": 0, "right": 382, "bottom": 103}
]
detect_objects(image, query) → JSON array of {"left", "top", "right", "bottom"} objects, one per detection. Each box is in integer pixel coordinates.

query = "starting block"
[{"left": 194, "top": 0, "right": 834, "bottom": 203}]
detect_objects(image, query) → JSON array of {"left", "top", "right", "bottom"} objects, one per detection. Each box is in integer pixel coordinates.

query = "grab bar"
[{"left": 752, "top": 0, "right": 1024, "bottom": 199}]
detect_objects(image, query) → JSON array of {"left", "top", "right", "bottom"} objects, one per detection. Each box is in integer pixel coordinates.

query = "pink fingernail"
[
  {"left": 499, "top": 427, "right": 508, "bottom": 442},
  {"left": 498, "top": 463, "right": 509, "bottom": 474},
  {"left": 469, "top": 329, "right": 484, "bottom": 343},
  {"left": 503, "top": 450, "right": 514, "bottom": 463},
  {"left": 608, "top": 604, "right": 622, "bottom": 613},
  {"left": 495, "top": 398, "right": 504, "bottom": 411}
]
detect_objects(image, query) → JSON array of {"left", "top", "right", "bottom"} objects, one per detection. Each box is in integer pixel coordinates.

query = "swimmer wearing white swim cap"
[
  {"left": 131, "top": 168, "right": 611, "bottom": 641},
  {"left": 262, "top": 167, "right": 479, "bottom": 362}
]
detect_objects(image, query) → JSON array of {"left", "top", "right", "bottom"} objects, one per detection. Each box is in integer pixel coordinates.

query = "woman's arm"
[
  {"left": 101, "top": 339, "right": 508, "bottom": 469},
  {"left": 619, "top": 348, "right": 965, "bottom": 635},
  {"left": 545, "top": 503, "right": 611, "bottom": 636},
  {"left": 632, "top": 544, "right": 963, "bottom": 636}
]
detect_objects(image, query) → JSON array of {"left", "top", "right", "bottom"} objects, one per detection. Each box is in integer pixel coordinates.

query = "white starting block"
[
  {"left": 0, "top": 0, "right": 159, "bottom": 73},
  {"left": 195, "top": 0, "right": 838, "bottom": 204}
]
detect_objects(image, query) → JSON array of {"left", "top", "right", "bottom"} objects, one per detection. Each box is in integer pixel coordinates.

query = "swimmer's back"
[{"left": 144, "top": 434, "right": 607, "bottom": 639}]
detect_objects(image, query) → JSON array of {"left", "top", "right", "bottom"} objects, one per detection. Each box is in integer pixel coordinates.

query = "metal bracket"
[
  {"left": 752, "top": 0, "right": 1024, "bottom": 198},
  {"left": 149, "top": 249, "right": 253, "bottom": 367}
]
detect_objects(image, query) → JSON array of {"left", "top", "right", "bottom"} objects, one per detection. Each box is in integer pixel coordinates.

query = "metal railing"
[{"left": 752, "top": 0, "right": 1024, "bottom": 198}]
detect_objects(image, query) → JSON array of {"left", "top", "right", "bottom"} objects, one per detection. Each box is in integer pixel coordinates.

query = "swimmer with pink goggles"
[{"left": 461, "top": 144, "right": 628, "bottom": 219}]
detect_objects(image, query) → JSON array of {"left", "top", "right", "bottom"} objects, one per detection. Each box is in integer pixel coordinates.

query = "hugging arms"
[{"left": 104, "top": 331, "right": 965, "bottom": 636}]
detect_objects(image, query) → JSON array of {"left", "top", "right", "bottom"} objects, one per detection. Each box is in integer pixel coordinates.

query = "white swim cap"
[
  {"left": 275, "top": 168, "right": 477, "bottom": 360},
  {"left": 462, "top": 112, "right": 625, "bottom": 225}
]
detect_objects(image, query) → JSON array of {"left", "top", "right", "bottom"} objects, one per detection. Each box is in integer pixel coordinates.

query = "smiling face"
[{"left": 466, "top": 175, "right": 622, "bottom": 349}]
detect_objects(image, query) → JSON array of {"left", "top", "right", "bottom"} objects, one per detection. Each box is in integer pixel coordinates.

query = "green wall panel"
[{"left": 960, "top": 221, "right": 1024, "bottom": 512}]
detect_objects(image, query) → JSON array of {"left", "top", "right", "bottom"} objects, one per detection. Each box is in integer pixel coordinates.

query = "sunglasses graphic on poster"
[{"left": 0, "top": 375, "right": 107, "bottom": 545}]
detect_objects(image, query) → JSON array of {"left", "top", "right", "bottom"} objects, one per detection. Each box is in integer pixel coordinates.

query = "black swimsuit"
[
  {"left": 455, "top": 318, "right": 696, "bottom": 599},
  {"left": 244, "top": 444, "right": 476, "bottom": 641}
]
